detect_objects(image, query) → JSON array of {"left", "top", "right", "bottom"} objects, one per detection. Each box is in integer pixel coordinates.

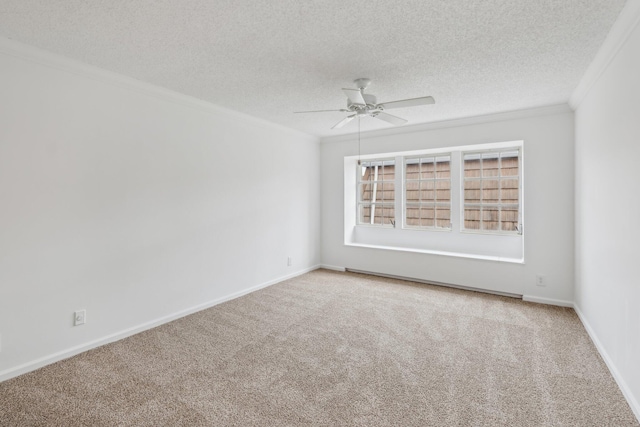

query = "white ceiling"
[{"left": 0, "top": 0, "right": 628, "bottom": 137}]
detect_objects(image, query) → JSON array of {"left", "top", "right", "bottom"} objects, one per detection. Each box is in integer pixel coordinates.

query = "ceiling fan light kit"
[{"left": 294, "top": 78, "right": 435, "bottom": 130}]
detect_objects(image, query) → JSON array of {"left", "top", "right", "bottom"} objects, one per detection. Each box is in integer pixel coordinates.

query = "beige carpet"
[{"left": 1, "top": 269, "right": 637, "bottom": 426}]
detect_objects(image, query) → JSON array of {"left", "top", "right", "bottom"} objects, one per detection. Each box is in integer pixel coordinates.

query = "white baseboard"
[
  {"left": 522, "top": 295, "right": 574, "bottom": 307},
  {"left": 0, "top": 264, "right": 320, "bottom": 383},
  {"left": 319, "top": 264, "right": 346, "bottom": 272},
  {"left": 573, "top": 304, "right": 640, "bottom": 423}
]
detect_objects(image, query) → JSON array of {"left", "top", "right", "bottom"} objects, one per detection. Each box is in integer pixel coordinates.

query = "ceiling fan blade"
[
  {"left": 331, "top": 114, "right": 356, "bottom": 129},
  {"left": 294, "top": 109, "right": 349, "bottom": 113},
  {"left": 342, "top": 88, "right": 366, "bottom": 105},
  {"left": 374, "top": 112, "right": 407, "bottom": 126},
  {"left": 379, "top": 96, "right": 435, "bottom": 110}
]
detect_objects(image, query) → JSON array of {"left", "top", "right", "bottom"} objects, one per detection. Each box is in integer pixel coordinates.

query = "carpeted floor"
[{"left": 1, "top": 269, "right": 637, "bottom": 426}]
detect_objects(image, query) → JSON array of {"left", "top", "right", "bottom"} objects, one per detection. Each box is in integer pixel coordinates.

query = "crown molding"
[
  {"left": 321, "top": 103, "right": 572, "bottom": 144},
  {"left": 569, "top": 0, "right": 640, "bottom": 110},
  {"left": 0, "top": 37, "right": 318, "bottom": 143}
]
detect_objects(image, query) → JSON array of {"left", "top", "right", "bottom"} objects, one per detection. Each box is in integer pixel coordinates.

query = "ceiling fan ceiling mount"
[
  {"left": 294, "top": 78, "right": 435, "bottom": 129},
  {"left": 353, "top": 78, "right": 371, "bottom": 90}
]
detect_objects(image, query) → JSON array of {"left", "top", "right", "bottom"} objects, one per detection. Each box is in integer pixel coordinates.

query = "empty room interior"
[{"left": 1, "top": 1, "right": 639, "bottom": 425}]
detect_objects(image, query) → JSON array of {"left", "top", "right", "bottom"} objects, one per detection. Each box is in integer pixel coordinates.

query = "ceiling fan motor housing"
[{"left": 347, "top": 94, "right": 378, "bottom": 111}]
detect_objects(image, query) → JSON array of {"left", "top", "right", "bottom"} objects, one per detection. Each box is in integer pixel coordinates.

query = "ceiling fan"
[{"left": 294, "top": 78, "right": 435, "bottom": 129}]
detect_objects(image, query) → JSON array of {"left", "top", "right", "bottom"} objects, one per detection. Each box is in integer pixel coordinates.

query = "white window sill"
[{"left": 344, "top": 242, "right": 525, "bottom": 264}]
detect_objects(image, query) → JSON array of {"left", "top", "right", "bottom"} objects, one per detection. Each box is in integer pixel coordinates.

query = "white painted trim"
[
  {"left": 349, "top": 140, "right": 523, "bottom": 161},
  {"left": 521, "top": 295, "right": 574, "bottom": 307},
  {"left": 319, "top": 264, "right": 346, "bottom": 272},
  {"left": 0, "top": 264, "right": 321, "bottom": 383},
  {"left": 0, "top": 37, "right": 318, "bottom": 143},
  {"left": 573, "top": 303, "right": 640, "bottom": 423},
  {"left": 569, "top": 1, "right": 640, "bottom": 109},
  {"left": 344, "top": 242, "right": 524, "bottom": 264},
  {"left": 321, "top": 104, "right": 572, "bottom": 144}
]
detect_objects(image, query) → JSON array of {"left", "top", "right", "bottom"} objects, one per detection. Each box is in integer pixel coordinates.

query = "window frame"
[
  {"left": 403, "top": 153, "right": 453, "bottom": 231},
  {"left": 356, "top": 157, "right": 396, "bottom": 227},
  {"left": 460, "top": 147, "right": 522, "bottom": 236}
]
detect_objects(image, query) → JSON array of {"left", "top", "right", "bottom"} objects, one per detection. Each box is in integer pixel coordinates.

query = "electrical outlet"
[
  {"left": 74, "top": 309, "right": 86, "bottom": 326},
  {"left": 535, "top": 275, "right": 546, "bottom": 287},
  {"left": 287, "top": 256, "right": 292, "bottom": 267}
]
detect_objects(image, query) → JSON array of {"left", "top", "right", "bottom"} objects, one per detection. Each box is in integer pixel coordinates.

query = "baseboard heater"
[{"left": 345, "top": 268, "right": 522, "bottom": 299}]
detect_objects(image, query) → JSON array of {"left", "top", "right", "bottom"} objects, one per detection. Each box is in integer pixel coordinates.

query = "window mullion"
[
  {"left": 370, "top": 164, "right": 379, "bottom": 224},
  {"left": 450, "top": 151, "right": 460, "bottom": 232},
  {"left": 395, "top": 156, "right": 403, "bottom": 228}
]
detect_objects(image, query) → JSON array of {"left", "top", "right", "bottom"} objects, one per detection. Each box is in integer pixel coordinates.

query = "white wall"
[
  {"left": 321, "top": 107, "right": 574, "bottom": 301},
  {"left": 0, "top": 41, "right": 321, "bottom": 379},
  {"left": 574, "top": 15, "right": 640, "bottom": 418}
]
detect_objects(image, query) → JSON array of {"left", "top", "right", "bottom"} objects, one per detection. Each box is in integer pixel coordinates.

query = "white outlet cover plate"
[{"left": 74, "top": 309, "right": 86, "bottom": 326}]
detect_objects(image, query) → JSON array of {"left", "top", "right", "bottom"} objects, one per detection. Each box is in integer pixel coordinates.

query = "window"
[
  {"left": 344, "top": 140, "right": 524, "bottom": 262},
  {"left": 357, "top": 159, "right": 395, "bottom": 226},
  {"left": 463, "top": 150, "right": 520, "bottom": 233},
  {"left": 405, "top": 155, "right": 451, "bottom": 229}
]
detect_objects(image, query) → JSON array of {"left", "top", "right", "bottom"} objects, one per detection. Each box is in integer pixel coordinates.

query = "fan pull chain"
[{"left": 358, "top": 115, "right": 361, "bottom": 166}]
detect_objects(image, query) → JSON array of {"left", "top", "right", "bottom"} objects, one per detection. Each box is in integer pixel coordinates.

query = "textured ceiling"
[{"left": 0, "top": 0, "right": 628, "bottom": 137}]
